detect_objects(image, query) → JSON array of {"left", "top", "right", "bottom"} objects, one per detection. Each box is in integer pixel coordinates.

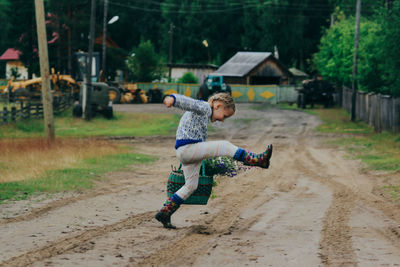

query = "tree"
[
  {"left": 313, "top": 17, "right": 385, "bottom": 93},
  {"left": 376, "top": 1, "right": 400, "bottom": 96},
  {"left": 126, "top": 40, "right": 164, "bottom": 82},
  {"left": 9, "top": 0, "right": 39, "bottom": 78},
  {"left": 0, "top": 0, "right": 11, "bottom": 78}
]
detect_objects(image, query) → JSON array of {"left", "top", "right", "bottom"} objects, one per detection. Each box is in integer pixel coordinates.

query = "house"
[
  {"left": 166, "top": 63, "right": 218, "bottom": 83},
  {"left": 212, "top": 52, "right": 292, "bottom": 85},
  {"left": 0, "top": 48, "right": 29, "bottom": 80}
]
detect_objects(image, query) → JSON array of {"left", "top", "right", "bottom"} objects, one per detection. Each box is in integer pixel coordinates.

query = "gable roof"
[
  {"left": 213, "top": 52, "right": 272, "bottom": 77},
  {"left": 0, "top": 48, "right": 21, "bottom": 61}
]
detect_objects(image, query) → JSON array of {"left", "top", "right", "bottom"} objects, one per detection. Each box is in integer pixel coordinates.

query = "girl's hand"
[{"left": 163, "top": 96, "right": 174, "bottom": 108}]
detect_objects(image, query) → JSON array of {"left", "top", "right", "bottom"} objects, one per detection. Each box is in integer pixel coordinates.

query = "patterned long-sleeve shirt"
[{"left": 170, "top": 94, "right": 212, "bottom": 149}]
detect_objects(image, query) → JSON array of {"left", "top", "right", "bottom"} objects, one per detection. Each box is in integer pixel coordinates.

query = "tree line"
[{"left": 0, "top": 0, "right": 398, "bottom": 96}]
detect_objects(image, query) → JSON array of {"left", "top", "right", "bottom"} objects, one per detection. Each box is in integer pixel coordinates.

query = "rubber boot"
[
  {"left": 155, "top": 197, "right": 181, "bottom": 229},
  {"left": 234, "top": 144, "right": 273, "bottom": 169}
]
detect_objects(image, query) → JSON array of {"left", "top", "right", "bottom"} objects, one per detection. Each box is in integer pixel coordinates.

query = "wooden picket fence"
[
  {"left": 0, "top": 94, "right": 73, "bottom": 124},
  {"left": 342, "top": 88, "right": 400, "bottom": 133}
]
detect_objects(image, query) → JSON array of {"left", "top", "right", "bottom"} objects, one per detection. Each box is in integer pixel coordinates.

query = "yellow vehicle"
[{"left": 5, "top": 69, "right": 79, "bottom": 101}]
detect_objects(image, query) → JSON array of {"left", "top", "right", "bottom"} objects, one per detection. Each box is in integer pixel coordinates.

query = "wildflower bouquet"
[{"left": 203, "top": 156, "right": 249, "bottom": 177}]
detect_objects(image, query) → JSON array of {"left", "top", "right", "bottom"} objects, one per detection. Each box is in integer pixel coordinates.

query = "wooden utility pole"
[
  {"left": 351, "top": 0, "right": 361, "bottom": 121},
  {"left": 34, "top": 0, "right": 55, "bottom": 140},
  {"left": 102, "top": 0, "right": 108, "bottom": 79},
  {"left": 85, "top": 0, "right": 97, "bottom": 120},
  {"left": 168, "top": 23, "right": 174, "bottom": 80}
]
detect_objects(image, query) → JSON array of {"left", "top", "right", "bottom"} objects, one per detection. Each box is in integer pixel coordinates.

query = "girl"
[{"left": 155, "top": 93, "right": 273, "bottom": 229}]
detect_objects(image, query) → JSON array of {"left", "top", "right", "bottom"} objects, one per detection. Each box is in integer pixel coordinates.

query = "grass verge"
[
  {"left": 0, "top": 108, "right": 181, "bottom": 138},
  {"left": 0, "top": 151, "right": 156, "bottom": 203},
  {"left": 310, "top": 107, "right": 400, "bottom": 201}
]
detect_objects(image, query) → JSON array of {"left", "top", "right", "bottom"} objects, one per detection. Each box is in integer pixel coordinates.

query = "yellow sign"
[
  {"left": 260, "top": 91, "right": 275, "bottom": 99},
  {"left": 164, "top": 89, "right": 178, "bottom": 95},
  {"left": 231, "top": 91, "right": 243, "bottom": 98},
  {"left": 247, "top": 88, "right": 255, "bottom": 101},
  {"left": 184, "top": 86, "right": 192, "bottom": 97}
]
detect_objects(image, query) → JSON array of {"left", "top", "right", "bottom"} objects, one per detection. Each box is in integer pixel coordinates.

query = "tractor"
[
  {"left": 297, "top": 77, "right": 335, "bottom": 109},
  {"left": 197, "top": 75, "right": 231, "bottom": 101}
]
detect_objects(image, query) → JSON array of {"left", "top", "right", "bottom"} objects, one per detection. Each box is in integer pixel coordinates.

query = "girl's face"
[{"left": 211, "top": 101, "right": 234, "bottom": 122}]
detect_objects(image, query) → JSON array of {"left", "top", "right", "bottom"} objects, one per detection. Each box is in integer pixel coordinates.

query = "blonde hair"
[{"left": 208, "top": 92, "right": 236, "bottom": 112}]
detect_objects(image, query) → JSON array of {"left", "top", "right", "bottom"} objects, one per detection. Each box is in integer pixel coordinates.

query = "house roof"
[
  {"left": 0, "top": 48, "right": 21, "bottom": 61},
  {"left": 95, "top": 34, "right": 120, "bottom": 48},
  {"left": 166, "top": 63, "right": 218, "bottom": 69},
  {"left": 213, "top": 52, "right": 273, "bottom": 77},
  {"left": 289, "top": 67, "right": 308, "bottom": 77}
]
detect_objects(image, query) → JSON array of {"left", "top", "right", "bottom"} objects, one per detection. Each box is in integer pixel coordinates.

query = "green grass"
[
  {"left": 0, "top": 152, "right": 156, "bottom": 203},
  {"left": 307, "top": 107, "right": 400, "bottom": 200},
  {"left": 0, "top": 108, "right": 181, "bottom": 138}
]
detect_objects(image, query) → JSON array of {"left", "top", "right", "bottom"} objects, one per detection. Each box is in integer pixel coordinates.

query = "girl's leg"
[
  {"left": 176, "top": 140, "right": 238, "bottom": 164},
  {"left": 175, "top": 162, "right": 202, "bottom": 200},
  {"left": 155, "top": 162, "right": 201, "bottom": 229},
  {"left": 177, "top": 140, "right": 273, "bottom": 169}
]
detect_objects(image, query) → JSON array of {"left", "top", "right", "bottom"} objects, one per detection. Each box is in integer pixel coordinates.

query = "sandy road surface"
[{"left": 1, "top": 103, "right": 400, "bottom": 267}]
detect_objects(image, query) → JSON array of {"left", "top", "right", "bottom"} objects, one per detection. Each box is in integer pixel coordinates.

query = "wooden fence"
[
  {"left": 342, "top": 88, "right": 400, "bottom": 133},
  {"left": 137, "top": 82, "right": 299, "bottom": 103},
  {"left": 0, "top": 94, "right": 73, "bottom": 124}
]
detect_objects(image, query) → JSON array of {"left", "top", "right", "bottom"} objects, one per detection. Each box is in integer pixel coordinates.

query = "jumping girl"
[{"left": 155, "top": 93, "right": 273, "bottom": 229}]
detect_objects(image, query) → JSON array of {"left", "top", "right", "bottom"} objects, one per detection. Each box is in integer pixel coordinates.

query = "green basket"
[{"left": 167, "top": 161, "right": 213, "bottom": 205}]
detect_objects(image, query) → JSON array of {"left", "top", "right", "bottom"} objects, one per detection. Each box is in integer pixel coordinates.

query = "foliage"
[
  {"left": 313, "top": 17, "right": 385, "bottom": 93},
  {"left": 0, "top": 0, "right": 11, "bottom": 69},
  {"left": 376, "top": 1, "right": 400, "bottom": 96},
  {"left": 9, "top": 67, "right": 21, "bottom": 79},
  {"left": 177, "top": 72, "right": 198, "bottom": 84},
  {"left": 126, "top": 40, "right": 165, "bottom": 82}
]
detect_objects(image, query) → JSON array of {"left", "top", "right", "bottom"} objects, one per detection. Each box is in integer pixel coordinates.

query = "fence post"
[
  {"left": 375, "top": 94, "right": 382, "bottom": 133},
  {"left": 11, "top": 106, "right": 16, "bottom": 122},
  {"left": 2, "top": 107, "right": 8, "bottom": 123},
  {"left": 393, "top": 97, "right": 400, "bottom": 133}
]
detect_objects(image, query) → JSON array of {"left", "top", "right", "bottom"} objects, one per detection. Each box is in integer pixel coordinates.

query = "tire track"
[
  {"left": 0, "top": 212, "right": 154, "bottom": 267},
  {"left": 295, "top": 150, "right": 357, "bottom": 266}
]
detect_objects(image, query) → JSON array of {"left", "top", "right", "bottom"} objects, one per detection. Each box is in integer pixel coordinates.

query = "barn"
[{"left": 212, "top": 51, "right": 292, "bottom": 85}]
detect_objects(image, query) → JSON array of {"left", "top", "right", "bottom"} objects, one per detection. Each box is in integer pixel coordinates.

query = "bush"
[{"left": 177, "top": 72, "right": 198, "bottom": 84}]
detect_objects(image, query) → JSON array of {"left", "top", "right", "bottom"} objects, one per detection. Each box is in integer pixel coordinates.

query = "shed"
[
  {"left": 212, "top": 52, "right": 292, "bottom": 85},
  {"left": 166, "top": 63, "right": 218, "bottom": 83},
  {"left": 0, "top": 48, "right": 29, "bottom": 80}
]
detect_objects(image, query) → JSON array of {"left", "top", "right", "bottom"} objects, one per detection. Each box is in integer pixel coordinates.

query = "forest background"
[{"left": 0, "top": 0, "right": 399, "bottom": 96}]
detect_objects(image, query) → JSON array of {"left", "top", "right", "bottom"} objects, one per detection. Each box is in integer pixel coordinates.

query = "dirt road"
[{"left": 1, "top": 103, "right": 400, "bottom": 266}]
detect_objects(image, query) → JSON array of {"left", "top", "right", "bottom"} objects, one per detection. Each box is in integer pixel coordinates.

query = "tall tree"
[
  {"left": 9, "top": 0, "right": 39, "bottom": 78},
  {"left": 377, "top": 0, "right": 400, "bottom": 96},
  {"left": 0, "top": 0, "right": 11, "bottom": 78}
]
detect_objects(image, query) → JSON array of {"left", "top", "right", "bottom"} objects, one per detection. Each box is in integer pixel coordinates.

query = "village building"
[
  {"left": 212, "top": 51, "right": 293, "bottom": 85},
  {"left": 0, "top": 48, "right": 29, "bottom": 80},
  {"left": 166, "top": 63, "right": 218, "bottom": 83}
]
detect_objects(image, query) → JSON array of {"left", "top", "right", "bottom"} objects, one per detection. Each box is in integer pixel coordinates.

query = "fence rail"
[
  {"left": 137, "top": 82, "right": 299, "bottom": 103},
  {"left": 342, "top": 88, "right": 400, "bottom": 133},
  {"left": 0, "top": 94, "right": 73, "bottom": 125}
]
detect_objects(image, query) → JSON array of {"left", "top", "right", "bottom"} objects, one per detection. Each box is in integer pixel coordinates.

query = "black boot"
[{"left": 155, "top": 197, "right": 181, "bottom": 229}]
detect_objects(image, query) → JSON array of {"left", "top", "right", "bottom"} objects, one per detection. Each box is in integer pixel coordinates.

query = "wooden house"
[{"left": 212, "top": 52, "right": 292, "bottom": 85}]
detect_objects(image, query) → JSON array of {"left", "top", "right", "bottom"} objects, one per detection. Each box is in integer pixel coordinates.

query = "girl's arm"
[{"left": 165, "top": 94, "right": 211, "bottom": 116}]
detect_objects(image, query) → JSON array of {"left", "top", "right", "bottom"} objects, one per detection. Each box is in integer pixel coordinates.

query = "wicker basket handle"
[{"left": 178, "top": 161, "right": 206, "bottom": 176}]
